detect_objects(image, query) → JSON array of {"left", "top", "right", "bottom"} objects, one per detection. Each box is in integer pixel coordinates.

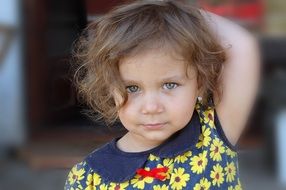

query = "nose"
[{"left": 140, "top": 92, "right": 164, "bottom": 115}]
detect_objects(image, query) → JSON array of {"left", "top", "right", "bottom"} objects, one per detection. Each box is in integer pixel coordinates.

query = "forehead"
[{"left": 118, "top": 49, "right": 195, "bottom": 82}]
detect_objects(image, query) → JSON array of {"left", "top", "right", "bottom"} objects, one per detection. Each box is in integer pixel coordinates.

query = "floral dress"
[{"left": 65, "top": 101, "right": 242, "bottom": 190}]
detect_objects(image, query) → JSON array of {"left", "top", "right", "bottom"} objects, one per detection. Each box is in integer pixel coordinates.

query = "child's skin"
[
  {"left": 116, "top": 11, "right": 260, "bottom": 153},
  {"left": 117, "top": 48, "right": 199, "bottom": 152}
]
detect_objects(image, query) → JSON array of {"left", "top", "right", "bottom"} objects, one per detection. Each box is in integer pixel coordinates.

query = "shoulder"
[
  {"left": 196, "top": 101, "right": 237, "bottom": 151},
  {"left": 64, "top": 142, "right": 113, "bottom": 190},
  {"left": 64, "top": 161, "right": 94, "bottom": 190}
]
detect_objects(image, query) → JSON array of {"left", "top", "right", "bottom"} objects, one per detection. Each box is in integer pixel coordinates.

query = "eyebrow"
[
  {"left": 161, "top": 75, "right": 186, "bottom": 82},
  {"left": 122, "top": 75, "right": 186, "bottom": 84}
]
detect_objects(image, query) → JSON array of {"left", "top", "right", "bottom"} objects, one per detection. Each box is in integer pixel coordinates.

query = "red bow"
[{"left": 136, "top": 167, "right": 169, "bottom": 181}]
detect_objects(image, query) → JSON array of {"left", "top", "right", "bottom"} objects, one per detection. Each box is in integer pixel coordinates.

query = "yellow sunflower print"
[
  {"left": 228, "top": 186, "right": 235, "bottom": 190},
  {"left": 157, "top": 158, "right": 174, "bottom": 180},
  {"left": 153, "top": 184, "right": 169, "bottom": 190},
  {"left": 196, "top": 125, "right": 212, "bottom": 149},
  {"left": 131, "top": 168, "right": 154, "bottom": 189},
  {"left": 190, "top": 151, "right": 208, "bottom": 174},
  {"left": 225, "top": 162, "right": 236, "bottom": 182},
  {"left": 202, "top": 109, "right": 215, "bottom": 128},
  {"left": 85, "top": 173, "right": 93, "bottom": 190},
  {"left": 170, "top": 167, "right": 190, "bottom": 190},
  {"left": 109, "top": 181, "right": 129, "bottom": 190},
  {"left": 193, "top": 177, "right": 211, "bottom": 190},
  {"left": 67, "top": 164, "right": 85, "bottom": 187},
  {"left": 174, "top": 151, "right": 192, "bottom": 164},
  {"left": 210, "top": 138, "right": 226, "bottom": 161},
  {"left": 210, "top": 163, "right": 225, "bottom": 187},
  {"left": 92, "top": 173, "right": 102, "bottom": 187},
  {"left": 226, "top": 148, "right": 236, "bottom": 158},
  {"left": 235, "top": 180, "right": 242, "bottom": 190},
  {"left": 149, "top": 154, "right": 160, "bottom": 161},
  {"left": 99, "top": 184, "right": 108, "bottom": 190}
]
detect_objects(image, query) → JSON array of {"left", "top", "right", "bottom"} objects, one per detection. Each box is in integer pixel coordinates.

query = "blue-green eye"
[
  {"left": 126, "top": 85, "right": 139, "bottom": 93},
  {"left": 163, "top": 83, "right": 178, "bottom": 90}
]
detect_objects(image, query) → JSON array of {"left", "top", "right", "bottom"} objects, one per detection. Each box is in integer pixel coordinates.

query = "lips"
[{"left": 142, "top": 122, "right": 167, "bottom": 130}]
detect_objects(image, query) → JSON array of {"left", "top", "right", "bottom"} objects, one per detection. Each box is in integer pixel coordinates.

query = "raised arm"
[{"left": 201, "top": 11, "right": 261, "bottom": 145}]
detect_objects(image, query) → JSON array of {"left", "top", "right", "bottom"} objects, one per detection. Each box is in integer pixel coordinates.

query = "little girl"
[{"left": 65, "top": 0, "right": 260, "bottom": 189}]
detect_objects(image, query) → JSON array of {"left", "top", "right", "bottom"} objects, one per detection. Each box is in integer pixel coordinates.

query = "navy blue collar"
[{"left": 85, "top": 109, "right": 201, "bottom": 182}]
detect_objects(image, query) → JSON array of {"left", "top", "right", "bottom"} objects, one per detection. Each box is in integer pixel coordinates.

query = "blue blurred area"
[
  {"left": 0, "top": 0, "right": 25, "bottom": 146},
  {"left": 0, "top": 0, "right": 286, "bottom": 189}
]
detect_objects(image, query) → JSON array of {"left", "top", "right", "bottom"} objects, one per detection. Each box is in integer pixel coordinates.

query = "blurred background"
[{"left": 0, "top": 0, "right": 286, "bottom": 189}]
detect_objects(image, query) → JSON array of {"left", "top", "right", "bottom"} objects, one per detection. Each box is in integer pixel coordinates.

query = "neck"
[{"left": 116, "top": 132, "right": 162, "bottom": 153}]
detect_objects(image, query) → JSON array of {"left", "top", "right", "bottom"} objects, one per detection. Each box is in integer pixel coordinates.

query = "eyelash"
[
  {"left": 126, "top": 85, "right": 139, "bottom": 93},
  {"left": 163, "top": 83, "right": 178, "bottom": 90},
  {"left": 126, "top": 83, "right": 179, "bottom": 93}
]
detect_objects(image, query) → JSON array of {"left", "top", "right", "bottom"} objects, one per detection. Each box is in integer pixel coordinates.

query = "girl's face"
[{"left": 117, "top": 48, "right": 199, "bottom": 151}]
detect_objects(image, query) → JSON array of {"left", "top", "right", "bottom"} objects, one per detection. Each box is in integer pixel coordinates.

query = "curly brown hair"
[{"left": 72, "top": 0, "right": 226, "bottom": 125}]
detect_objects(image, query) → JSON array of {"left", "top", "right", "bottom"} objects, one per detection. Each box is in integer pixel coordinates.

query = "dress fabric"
[{"left": 64, "top": 101, "right": 242, "bottom": 190}]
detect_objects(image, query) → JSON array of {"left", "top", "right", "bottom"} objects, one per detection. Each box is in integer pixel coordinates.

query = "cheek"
[
  {"left": 167, "top": 99, "right": 196, "bottom": 128},
  {"left": 169, "top": 87, "right": 197, "bottom": 106},
  {"left": 166, "top": 89, "right": 197, "bottom": 119},
  {"left": 118, "top": 101, "right": 137, "bottom": 123},
  {"left": 168, "top": 98, "right": 196, "bottom": 116}
]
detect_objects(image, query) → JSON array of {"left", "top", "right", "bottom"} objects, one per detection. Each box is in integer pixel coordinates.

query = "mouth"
[{"left": 142, "top": 122, "right": 167, "bottom": 130}]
